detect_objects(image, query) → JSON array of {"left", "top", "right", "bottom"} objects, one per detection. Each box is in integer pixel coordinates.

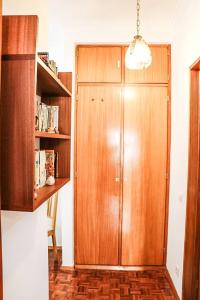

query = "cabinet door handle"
[
  {"left": 101, "top": 98, "right": 104, "bottom": 102},
  {"left": 115, "top": 177, "right": 120, "bottom": 182},
  {"left": 91, "top": 98, "right": 95, "bottom": 101}
]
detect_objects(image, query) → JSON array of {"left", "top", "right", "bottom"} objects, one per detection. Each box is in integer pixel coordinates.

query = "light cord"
[{"left": 136, "top": 0, "right": 140, "bottom": 36}]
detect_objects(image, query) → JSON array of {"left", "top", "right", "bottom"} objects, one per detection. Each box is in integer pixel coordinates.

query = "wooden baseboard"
[
  {"left": 165, "top": 268, "right": 180, "bottom": 300},
  {"left": 75, "top": 264, "right": 166, "bottom": 271},
  {"left": 60, "top": 266, "right": 75, "bottom": 272},
  {"left": 48, "top": 246, "right": 62, "bottom": 251}
]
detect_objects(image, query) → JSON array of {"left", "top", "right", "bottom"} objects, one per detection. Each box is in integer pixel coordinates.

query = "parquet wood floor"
[{"left": 49, "top": 250, "right": 177, "bottom": 300}]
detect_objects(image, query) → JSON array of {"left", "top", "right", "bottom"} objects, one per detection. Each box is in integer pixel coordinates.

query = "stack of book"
[
  {"left": 38, "top": 52, "right": 58, "bottom": 76},
  {"left": 35, "top": 150, "right": 59, "bottom": 189},
  {"left": 35, "top": 97, "right": 59, "bottom": 133}
]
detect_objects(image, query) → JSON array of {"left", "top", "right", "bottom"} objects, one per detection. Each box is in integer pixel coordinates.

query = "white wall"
[
  {"left": 2, "top": 1, "right": 50, "bottom": 300},
  {"left": 167, "top": 0, "right": 200, "bottom": 296},
  {"left": 1, "top": 205, "right": 49, "bottom": 300}
]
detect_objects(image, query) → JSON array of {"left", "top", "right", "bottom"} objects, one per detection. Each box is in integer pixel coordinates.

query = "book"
[
  {"left": 48, "top": 60, "right": 58, "bottom": 75},
  {"left": 34, "top": 150, "right": 56, "bottom": 189},
  {"left": 36, "top": 100, "right": 60, "bottom": 134},
  {"left": 35, "top": 151, "right": 40, "bottom": 189},
  {"left": 35, "top": 95, "right": 41, "bottom": 130},
  {"left": 39, "top": 150, "right": 46, "bottom": 187},
  {"left": 47, "top": 106, "right": 55, "bottom": 133},
  {"left": 38, "top": 52, "right": 49, "bottom": 65},
  {"left": 45, "top": 150, "right": 55, "bottom": 178},
  {"left": 54, "top": 152, "right": 59, "bottom": 178},
  {"left": 39, "top": 103, "right": 48, "bottom": 132},
  {"left": 38, "top": 53, "right": 58, "bottom": 76},
  {"left": 47, "top": 105, "right": 59, "bottom": 133},
  {"left": 53, "top": 106, "right": 59, "bottom": 133}
]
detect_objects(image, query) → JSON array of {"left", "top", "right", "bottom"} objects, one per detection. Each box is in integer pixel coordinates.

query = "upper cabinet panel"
[
  {"left": 2, "top": 16, "right": 38, "bottom": 55},
  {"left": 77, "top": 46, "right": 122, "bottom": 83},
  {"left": 125, "top": 45, "right": 170, "bottom": 84}
]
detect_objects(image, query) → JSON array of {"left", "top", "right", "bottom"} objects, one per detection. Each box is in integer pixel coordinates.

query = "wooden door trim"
[
  {"left": 163, "top": 44, "right": 171, "bottom": 264},
  {"left": 74, "top": 44, "right": 171, "bottom": 267},
  {"left": 74, "top": 46, "right": 78, "bottom": 264},
  {"left": 182, "top": 59, "right": 200, "bottom": 299},
  {"left": 76, "top": 44, "right": 170, "bottom": 48}
]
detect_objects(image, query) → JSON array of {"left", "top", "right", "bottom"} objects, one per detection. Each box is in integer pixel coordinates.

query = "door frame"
[
  {"left": 182, "top": 57, "right": 200, "bottom": 299},
  {"left": 74, "top": 44, "right": 171, "bottom": 267}
]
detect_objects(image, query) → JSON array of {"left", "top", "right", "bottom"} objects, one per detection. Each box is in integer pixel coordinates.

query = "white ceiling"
[{"left": 66, "top": 0, "right": 178, "bottom": 21}]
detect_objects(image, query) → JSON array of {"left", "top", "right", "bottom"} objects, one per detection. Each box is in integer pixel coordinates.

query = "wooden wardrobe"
[{"left": 75, "top": 45, "right": 171, "bottom": 267}]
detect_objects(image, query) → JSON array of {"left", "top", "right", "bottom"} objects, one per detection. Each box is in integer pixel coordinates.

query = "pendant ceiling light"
[{"left": 125, "top": 0, "right": 152, "bottom": 70}]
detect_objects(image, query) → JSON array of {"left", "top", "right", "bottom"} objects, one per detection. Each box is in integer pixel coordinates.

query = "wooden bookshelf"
[
  {"left": 1, "top": 15, "right": 72, "bottom": 212},
  {"left": 37, "top": 57, "right": 72, "bottom": 97},
  {"left": 35, "top": 131, "right": 71, "bottom": 140},
  {"left": 34, "top": 178, "right": 70, "bottom": 210}
]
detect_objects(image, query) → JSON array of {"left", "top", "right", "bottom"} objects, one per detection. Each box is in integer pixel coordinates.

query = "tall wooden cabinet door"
[
  {"left": 77, "top": 46, "right": 122, "bottom": 83},
  {"left": 125, "top": 45, "right": 169, "bottom": 84},
  {"left": 76, "top": 86, "right": 122, "bottom": 265},
  {"left": 122, "top": 86, "right": 168, "bottom": 265}
]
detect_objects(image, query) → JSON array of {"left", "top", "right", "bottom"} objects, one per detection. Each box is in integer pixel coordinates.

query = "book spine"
[
  {"left": 39, "top": 150, "right": 47, "bottom": 187},
  {"left": 35, "top": 150, "right": 40, "bottom": 189},
  {"left": 45, "top": 150, "right": 55, "bottom": 178},
  {"left": 38, "top": 103, "right": 42, "bottom": 131},
  {"left": 54, "top": 152, "right": 59, "bottom": 178},
  {"left": 35, "top": 95, "right": 41, "bottom": 130},
  {"left": 47, "top": 106, "right": 55, "bottom": 133},
  {"left": 53, "top": 106, "right": 59, "bottom": 133},
  {"left": 38, "top": 102, "right": 59, "bottom": 133}
]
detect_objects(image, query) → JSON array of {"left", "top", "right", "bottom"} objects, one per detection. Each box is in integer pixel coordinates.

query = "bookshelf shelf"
[
  {"left": 34, "top": 178, "right": 70, "bottom": 210},
  {"left": 35, "top": 131, "right": 71, "bottom": 140},
  {"left": 1, "top": 16, "right": 72, "bottom": 212},
  {"left": 37, "top": 57, "right": 72, "bottom": 97}
]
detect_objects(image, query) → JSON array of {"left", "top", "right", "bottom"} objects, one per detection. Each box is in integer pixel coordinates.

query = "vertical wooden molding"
[{"left": 182, "top": 65, "right": 200, "bottom": 299}]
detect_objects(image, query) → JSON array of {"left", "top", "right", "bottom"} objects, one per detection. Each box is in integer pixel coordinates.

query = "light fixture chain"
[{"left": 136, "top": 0, "right": 140, "bottom": 36}]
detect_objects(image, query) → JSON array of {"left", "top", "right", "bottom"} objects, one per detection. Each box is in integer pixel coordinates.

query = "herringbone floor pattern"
[{"left": 49, "top": 250, "right": 177, "bottom": 300}]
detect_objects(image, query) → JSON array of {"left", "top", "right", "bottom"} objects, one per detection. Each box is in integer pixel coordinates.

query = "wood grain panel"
[
  {"left": 1, "top": 59, "right": 35, "bottom": 211},
  {"left": 76, "top": 86, "right": 122, "bottom": 264},
  {"left": 59, "top": 71, "right": 72, "bottom": 91},
  {"left": 125, "top": 45, "right": 169, "bottom": 84},
  {"left": 182, "top": 69, "right": 200, "bottom": 300},
  {"left": 122, "top": 86, "right": 168, "bottom": 265},
  {"left": 77, "top": 46, "right": 122, "bottom": 83},
  {"left": 2, "top": 15, "right": 38, "bottom": 55}
]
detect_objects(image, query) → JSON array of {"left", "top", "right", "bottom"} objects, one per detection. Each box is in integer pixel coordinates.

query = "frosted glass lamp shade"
[{"left": 125, "top": 35, "right": 152, "bottom": 70}]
